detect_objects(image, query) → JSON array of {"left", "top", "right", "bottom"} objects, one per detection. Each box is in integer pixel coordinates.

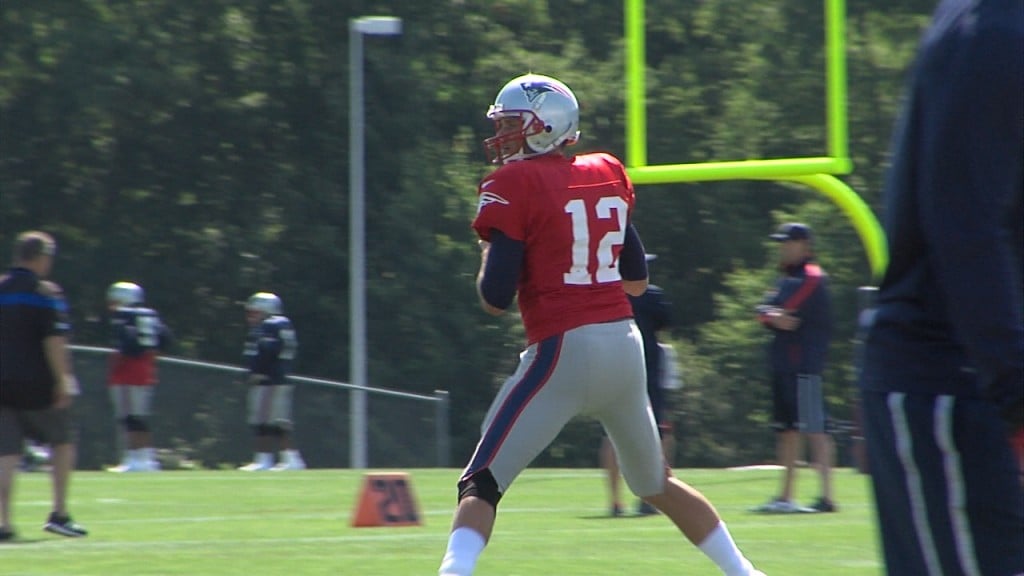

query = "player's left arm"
[
  {"left": 920, "top": 25, "right": 1024, "bottom": 429},
  {"left": 157, "top": 314, "right": 174, "bottom": 352},
  {"left": 619, "top": 222, "right": 648, "bottom": 296},
  {"left": 477, "top": 229, "right": 523, "bottom": 315}
]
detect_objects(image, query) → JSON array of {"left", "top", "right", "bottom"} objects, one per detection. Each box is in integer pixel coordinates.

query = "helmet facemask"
[{"left": 484, "top": 112, "right": 546, "bottom": 164}]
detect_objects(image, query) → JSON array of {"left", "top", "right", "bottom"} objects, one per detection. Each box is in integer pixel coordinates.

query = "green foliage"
[{"left": 0, "top": 0, "right": 933, "bottom": 468}]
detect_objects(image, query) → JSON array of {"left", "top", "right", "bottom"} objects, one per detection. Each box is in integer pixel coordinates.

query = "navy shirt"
[
  {"left": 243, "top": 315, "right": 297, "bottom": 384},
  {"left": 758, "top": 260, "right": 832, "bottom": 375},
  {"left": 861, "top": 0, "right": 1023, "bottom": 427},
  {"left": 0, "top": 267, "right": 72, "bottom": 409},
  {"left": 111, "top": 306, "right": 171, "bottom": 357}
]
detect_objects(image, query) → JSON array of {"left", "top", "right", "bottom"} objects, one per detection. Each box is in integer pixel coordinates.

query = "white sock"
[
  {"left": 284, "top": 449, "right": 303, "bottom": 464},
  {"left": 698, "top": 522, "right": 755, "bottom": 576},
  {"left": 129, "top": 449, "right": 144, "bottom": 466},
  {"left": 256, "top": 452, "right": 273, "bottom": 467},
  {"left": 144, "top": 447, "right": 156, "bottom": 461},
  {"left": 438, "top": 526, "right": 486, "bottom": 576}
]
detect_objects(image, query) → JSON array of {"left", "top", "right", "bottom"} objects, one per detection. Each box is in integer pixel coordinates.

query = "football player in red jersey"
[
  {"left": 106, "top": 282, "right": 171, "bottom": 473},
  {"left": 438, "top": 74, "right": 764, "bottom": 576}
]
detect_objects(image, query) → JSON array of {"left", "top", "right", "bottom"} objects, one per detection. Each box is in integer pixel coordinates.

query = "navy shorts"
[{"left": 863, "top": 390, "right": 1024, "bottom": 575}]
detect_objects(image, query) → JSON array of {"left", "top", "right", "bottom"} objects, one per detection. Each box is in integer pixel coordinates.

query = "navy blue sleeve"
[
  {"left": 479, "top": 229, "right": 523, "bottom": 310},
  {"left": 916, "top": 9, "right": 1024, "bottom": 419},
  {"left": 619, "top": 223, "right": 648, "bottom": 281},
  {"left": 158, "top": 320, "right": 173, "bottom": 351}
]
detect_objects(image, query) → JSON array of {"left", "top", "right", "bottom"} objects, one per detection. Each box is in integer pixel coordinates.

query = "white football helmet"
[
  {"left": 107, "top": 282, "right": 144, "bottom": 307},
  {"left": 484, "top": 74, "right": 580, "bottom": 164},
  {"left": 246, "top": 292, "right": 282, "bottom": 316}
]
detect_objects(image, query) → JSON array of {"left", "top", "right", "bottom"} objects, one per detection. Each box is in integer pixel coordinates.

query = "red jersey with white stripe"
[{"left": 472, "top": 152, "right": 635, "bottom": 344}]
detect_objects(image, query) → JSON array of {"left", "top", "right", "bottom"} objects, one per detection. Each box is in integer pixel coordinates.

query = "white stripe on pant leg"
[
  {"left": 934, "top": 395, "right": 982, "bottom": 576},
  {"left": 889, "top": 392, "right": 943, "bottom": 576}
]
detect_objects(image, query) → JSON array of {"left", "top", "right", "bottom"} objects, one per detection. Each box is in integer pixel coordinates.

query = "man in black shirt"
[{"left": 0, "top": 231, "right": 87, "bottom": 540}]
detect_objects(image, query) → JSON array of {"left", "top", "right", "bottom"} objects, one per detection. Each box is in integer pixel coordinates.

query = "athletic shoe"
[
  {"left": 0, "top": 527, "right": 15, "bottom": 542},
  {"left": 44, "top": 513, "right": 87, "bottom": 537},
  {"left": 107, "top": 462, "right": 145, "bottom": 473},
  {"left": 636, "top": 502, "right": 659, "bottom": 516},
  {"left": 269, "top": 460, "right": 306, "bottom": 471},
  {"left": 238, "top": 461, "right": 272, "bottom": 472},
  {"left": 750, "top": 498, "right": 805, "bottom": 514},
  {"left": 809, "top": 497, "right": 837, "bottom": 513}
]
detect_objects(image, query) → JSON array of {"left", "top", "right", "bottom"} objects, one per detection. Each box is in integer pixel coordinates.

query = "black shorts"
[
  {"left": 646, "top": 378, "right": 671, "bottom": 433},
  {"left": 0, "top": 405, "right": 75, "bottom": 456},
  {"left": 771, "top": 372, "right": 826, "bottom": 433}
]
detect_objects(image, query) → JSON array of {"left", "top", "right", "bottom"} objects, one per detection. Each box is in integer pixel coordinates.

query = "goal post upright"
[{"left": 622, "top": 0, "right": 887, "bottom": 279}]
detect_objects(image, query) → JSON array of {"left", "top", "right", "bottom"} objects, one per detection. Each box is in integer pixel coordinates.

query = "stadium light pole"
[{"left": 349, "top": 15, "right": 402, "bottom": 469}]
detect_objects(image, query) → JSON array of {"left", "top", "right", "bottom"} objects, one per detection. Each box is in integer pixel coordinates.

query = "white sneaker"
[
  {"left": 751, "top": 498, "right": 805, "bottom": 514},
  {"left": 270, "top": 460, "right": 306, "bottom": 471},
  {"left": 143, "top": 460, "right": 161, "bottom": 472},
  {"left": 107, "top": 462, "right": 145, "bottom": 473},
  {"left": 238, "top": 462, "right": 272, "bottom": 472}
]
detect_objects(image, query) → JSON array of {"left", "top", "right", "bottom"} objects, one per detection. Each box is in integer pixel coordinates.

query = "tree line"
[{"left": 0, "top": 0, "right": 936, "bottom": 467}]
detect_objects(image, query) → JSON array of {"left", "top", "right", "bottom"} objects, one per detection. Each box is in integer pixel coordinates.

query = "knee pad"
[
  {"left": 457, "top": 468, "right": 503, "bottom": 509},
  {"left": 122, "top": 416, "right": 148, "bottom": 433}
]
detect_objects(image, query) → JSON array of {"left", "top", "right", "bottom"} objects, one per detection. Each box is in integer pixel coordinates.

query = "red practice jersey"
[
  {"left": 472, "top": 152, "right": 636, "bottom": 344},
  {"left": 109, "top": 351, "right": 158, "bottom": 386}
]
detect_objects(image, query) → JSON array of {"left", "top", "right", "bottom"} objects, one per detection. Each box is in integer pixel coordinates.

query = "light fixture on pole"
[{"left": 349, "top": 15, "right": 402, "bottom": 470}]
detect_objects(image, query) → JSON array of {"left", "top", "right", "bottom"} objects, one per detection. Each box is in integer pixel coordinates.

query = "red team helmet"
[{"left": 484, "top": 74, "right": 580, "bottom": 164}]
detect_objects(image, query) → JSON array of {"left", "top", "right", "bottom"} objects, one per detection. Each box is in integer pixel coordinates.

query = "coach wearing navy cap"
[
  {"left": 769, "top": 222, "right": 813, "bottom": 242},
  {"left": 752, "top": 222, "right": 835, "bottom": 514}
]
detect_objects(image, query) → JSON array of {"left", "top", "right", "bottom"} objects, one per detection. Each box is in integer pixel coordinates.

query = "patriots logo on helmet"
[{"left": 521, "top": 82, "right": 556, "bottom": 103}]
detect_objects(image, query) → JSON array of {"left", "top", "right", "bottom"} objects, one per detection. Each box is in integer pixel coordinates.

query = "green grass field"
[{"left": 0, "top": 467, "right": 882, "bottom": 575}]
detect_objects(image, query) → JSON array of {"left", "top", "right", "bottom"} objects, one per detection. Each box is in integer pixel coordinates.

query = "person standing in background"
[
  {"left": 106, "top": 281, "right": 171, "bottom": 473},
  {"left": 600, "top": 253, "right": 675, "bottom": 517},
  {"left": 0, "top": 231, "right": 88, "bottom": 539},
  {"left": 859, "top": 0, "right": 1023, "bottom": 573},
  {"left": 752, "top": 223, "right": 835, "bottom": 514},
  {"left": 238, "top": 292, "right": 304, "bottom": 472}
]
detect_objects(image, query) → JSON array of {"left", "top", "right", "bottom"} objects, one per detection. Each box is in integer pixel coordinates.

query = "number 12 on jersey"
[{"left": 563, "top": 196, "right": 628, "bottom": 286}]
